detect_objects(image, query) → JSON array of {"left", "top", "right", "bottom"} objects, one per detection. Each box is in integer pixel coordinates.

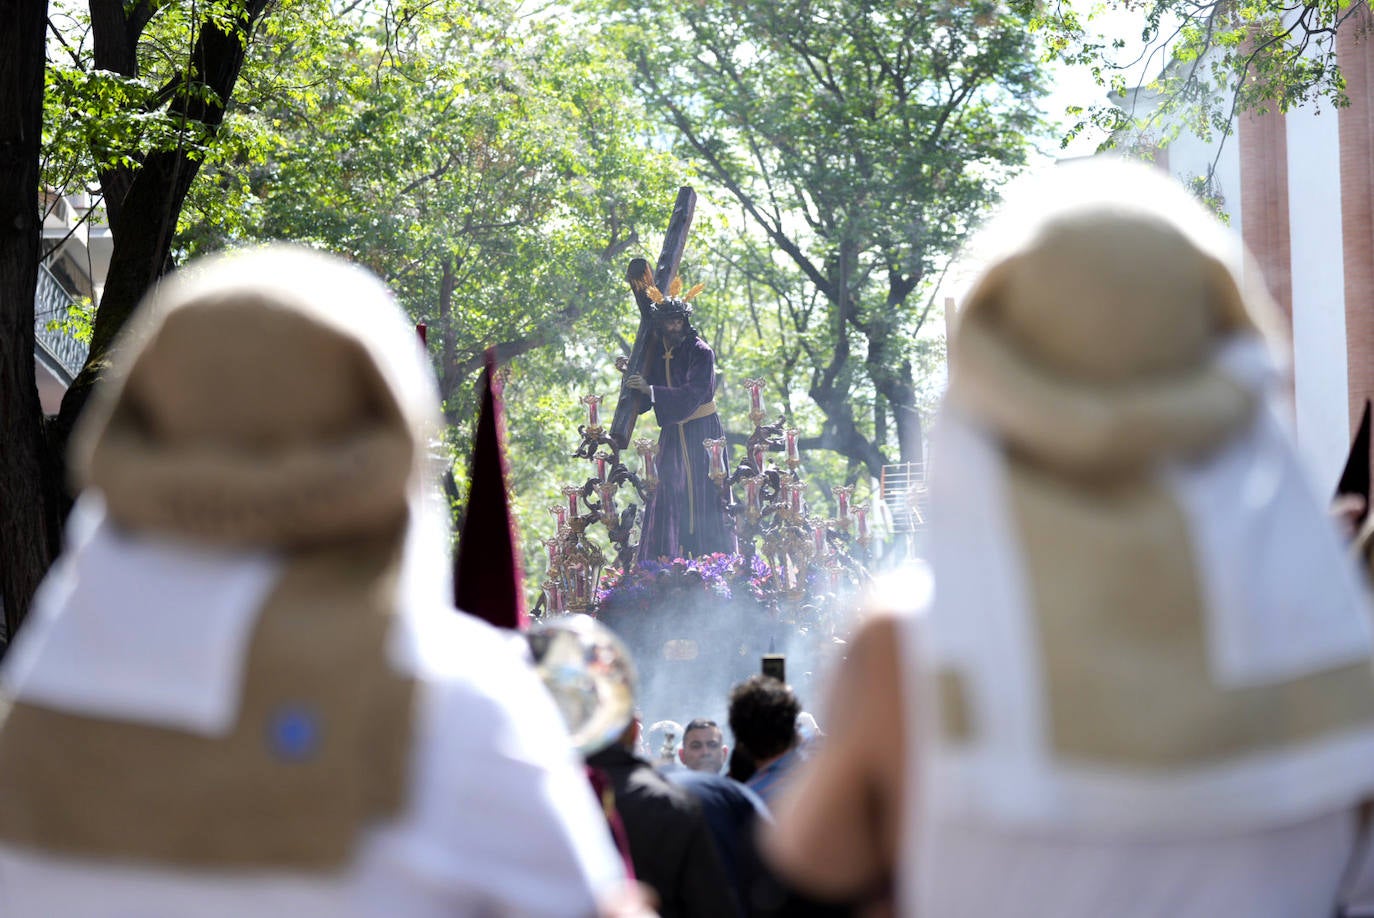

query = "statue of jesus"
[{"left": 623, "top": 294, "right": 735, "bottom": 561}]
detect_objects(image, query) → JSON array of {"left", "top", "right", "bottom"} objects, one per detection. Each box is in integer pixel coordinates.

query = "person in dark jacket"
[
  {"left": 587, "top": 718, "right": 741, "bottom": 918},
  {"left": 667, "top": 769, "right": 769, "bottom": 913}
]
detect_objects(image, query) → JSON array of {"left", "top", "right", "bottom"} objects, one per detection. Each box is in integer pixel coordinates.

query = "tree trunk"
[
  {"left": 863, "top": 292, "right": 923, "bottom": 469},
  {"left": 52, "top": 0, "right": 272, "bottom": 483},
  {"left": 437, "top": 257, "right": 460, "bottom": 422},
  {"left": 874, "top": 395, "right": 888, "bottom": 457},
  {"left": 874, "top": 366, "right": 923, "bottom": 467},
  {"left": 894, "top": 398, "right": 923, "bottom": 467},
  {"left": 0, "top": 0, "right": 61, "bottom": 644},
  {"left": 807, "top": 381, "right": 888, "bottom": 479}
]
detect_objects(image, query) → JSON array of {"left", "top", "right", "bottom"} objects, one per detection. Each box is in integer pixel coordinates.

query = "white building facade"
[{"left": 1124, "top": 13, "right": 1374, "bottom": 489}]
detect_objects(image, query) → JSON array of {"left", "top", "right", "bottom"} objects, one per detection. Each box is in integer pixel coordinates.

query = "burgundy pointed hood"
[{"left": 454, "top": 348, "right": 527, "bottom": 630}]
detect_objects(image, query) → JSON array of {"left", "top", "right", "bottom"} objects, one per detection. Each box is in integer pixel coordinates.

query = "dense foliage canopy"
[
  {"left": 4, "top": 0, "right": 1056, "bottom": 623},
  {"left": 1028, "top": 0, "right": 1366, "bottom": 147},
  {"left": 590, "top": 0, "right": 1047, "bottom": 481}
]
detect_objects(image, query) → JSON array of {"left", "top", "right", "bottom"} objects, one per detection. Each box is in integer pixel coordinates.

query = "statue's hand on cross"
[{"left": 624, "top": 374, "right": 651, "bottom": 396}]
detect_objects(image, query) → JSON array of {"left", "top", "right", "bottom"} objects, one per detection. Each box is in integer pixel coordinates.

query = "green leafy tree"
[
  {"left": 216, "top": 5, "right": 681, "bottom": 421},
  {"left": 592, "top": 0, "right": 1046, "bottom": 480},
  {"left": 53, "top": 0, "right": 277, "bottom": 416},
  {"left": 1029, "top": 0, "right": 1365, "bottom": 148},
  {"left": 2, "top": 0, "right": 286, "bottom": 637},
  {"left": 8, "top": 0, "right": 693, "bottom": 629},
  {"left": 186, "top": 2, "right": 684, "bottom": 562}
]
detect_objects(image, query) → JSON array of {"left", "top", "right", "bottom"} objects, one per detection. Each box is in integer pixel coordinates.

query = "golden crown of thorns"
[{"left": 644, "top": 275, "right": 705, "bottom": 305}]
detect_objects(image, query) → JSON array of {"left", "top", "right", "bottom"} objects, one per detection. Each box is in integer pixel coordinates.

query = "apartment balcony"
[
  {"left": 34, "top": 263, "right": 91, "bottom": 415},
  {"left": 35, "top": 189, "right": 107, "bottom": 414}
]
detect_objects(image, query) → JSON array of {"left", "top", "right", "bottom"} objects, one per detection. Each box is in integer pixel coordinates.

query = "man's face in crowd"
[
  {"left": 679, "top": 725, "right": 727, "bottom": 773},
  {"left": 662, "top": 316, "right": 686, "bottom": 347}
]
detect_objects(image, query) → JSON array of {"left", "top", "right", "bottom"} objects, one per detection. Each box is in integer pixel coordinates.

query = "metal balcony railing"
[
  {"left": 34, "top": 263, "right": 90, "bottom": 383},
  {"left": 880, "top": 461, "right": 927, "bottom": 533}
]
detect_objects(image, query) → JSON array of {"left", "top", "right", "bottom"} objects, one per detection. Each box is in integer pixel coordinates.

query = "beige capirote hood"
[{"left": 0, "top": 246, "right": 442, "bottom": 870}]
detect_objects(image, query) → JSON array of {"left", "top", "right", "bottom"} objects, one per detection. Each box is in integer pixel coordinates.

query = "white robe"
[{"left": 0, "top": 509, "right": 625, "bottom": 918}]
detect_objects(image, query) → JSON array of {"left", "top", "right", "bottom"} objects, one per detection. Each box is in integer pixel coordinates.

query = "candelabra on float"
[
  {"left": 710, "top": 379, "right": 870, "bottom": 616},
  {"left": 537, "top": 383, "right": 658, "bottom": 615}
]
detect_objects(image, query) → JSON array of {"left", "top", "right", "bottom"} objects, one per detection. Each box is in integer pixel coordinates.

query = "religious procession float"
[{"left": 532, "top": 188, "right": 875, "bottom": 717}]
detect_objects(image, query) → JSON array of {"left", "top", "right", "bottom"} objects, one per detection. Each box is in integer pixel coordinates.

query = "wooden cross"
[{"left": 608, "top": 185, "right": 697, "bottom": 449}]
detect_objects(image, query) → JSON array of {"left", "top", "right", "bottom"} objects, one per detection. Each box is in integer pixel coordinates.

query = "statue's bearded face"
[{"left": 662, "top": 315, "right": 687, "bottom": 346}]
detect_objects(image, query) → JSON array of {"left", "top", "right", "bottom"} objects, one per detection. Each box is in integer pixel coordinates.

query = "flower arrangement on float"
[{"left": 594, "top": 553, "right": 770, "bottom": 615}]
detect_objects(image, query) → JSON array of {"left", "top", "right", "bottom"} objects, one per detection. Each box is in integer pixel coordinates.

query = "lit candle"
[
  {"left": 743, "top": 378, "right": 766, "bottom": 421},
  {"left": 812, "top": 519, "right": 827, "bottom": 555},
  {"left": 542, "top": 537, "right": 562, "bottom": 566},
  {"left": 595, "top": 455, "right": 608, "bottom": 481},
  {"left": 751, "top": 443, "right": 766, "bottom": 473},
  {"left": 635, "top": 438, "right": 658, "bottom": 483},
  {"left": 784, "top": 428, "right": 800, "bottom": 464},
  {"left": 744, "top": 476, "right": 762, "bottom": 513},
  {"left": 548, "top": 504, "right": 567, "bottom": 531},
  {"left": 580, "top": 393, "right": 604, "bottom": 429},
  {"left": 563, "top": 485, "right": 581, "bottom": 519},
  {"left": 703, "top": 437, "right": 729, "bottom": 480},
  {"left": 788, "top": 479, "right": 804, "bottom": 514},
  {"left": 598, "top": 482, "right": 617, "bottom": 517},
  {"left": 855, "top": 504, "right": 869, "bottom": 541},
  {"left": 833, "top": 485, "right": 853, "bottom": 522}
]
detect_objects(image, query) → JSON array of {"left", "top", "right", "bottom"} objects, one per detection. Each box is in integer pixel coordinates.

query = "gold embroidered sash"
[{"left": 678, "top": 400, "right": 717, "bottom": 425}]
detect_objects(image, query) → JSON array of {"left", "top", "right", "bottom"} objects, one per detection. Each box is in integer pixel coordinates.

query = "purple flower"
[{"left": 591, "top": 552, "right": 773, "bottom": 615}]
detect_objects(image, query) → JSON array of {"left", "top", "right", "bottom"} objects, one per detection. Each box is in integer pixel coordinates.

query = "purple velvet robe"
[{"left": 637, "top": 335, "right": 736, "bottom": 561}]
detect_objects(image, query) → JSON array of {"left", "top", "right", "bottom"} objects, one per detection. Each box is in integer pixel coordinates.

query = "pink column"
[
  {"left": 1239, "top": 92, "right": 1294, "bottom": 340},
  {"left": 1339, "top": 7, "right": 1374, "bottom": 431}
]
